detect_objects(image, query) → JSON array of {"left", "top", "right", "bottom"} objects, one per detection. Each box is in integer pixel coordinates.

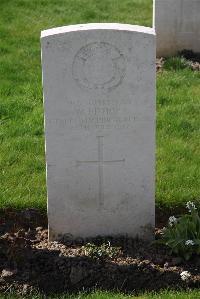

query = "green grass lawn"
[
  {"left": 1, "top": 290, "right": 200, "bottom": 299},
  {"left": 157, "top": 60, "right": 200, "bottom": 209},
  {"left": 54, "top": 291, "right": 200, "bottom": 299},
  {"left": 0, "top": 0, "right": 199, "bottom": 211}
]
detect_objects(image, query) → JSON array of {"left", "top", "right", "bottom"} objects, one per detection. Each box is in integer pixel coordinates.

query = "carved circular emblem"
[{"left": 72, "top": 42, "right": 126, "bottom": 90}]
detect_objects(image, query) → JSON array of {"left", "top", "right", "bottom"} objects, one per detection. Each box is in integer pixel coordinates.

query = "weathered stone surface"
[
  {"left": 41, "top": 23, "right": 156, "bottom": 241},
  {"left": 154, "top": 0, "right": 200, "bottom": 57}
]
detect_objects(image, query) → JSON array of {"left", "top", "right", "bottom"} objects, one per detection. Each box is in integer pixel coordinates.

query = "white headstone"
[
  {"left": 41, "top": 23, "right": 156, "bottom": 241},
  {"left": 154, "top": 0, "right": 200, "bottom": 57}
]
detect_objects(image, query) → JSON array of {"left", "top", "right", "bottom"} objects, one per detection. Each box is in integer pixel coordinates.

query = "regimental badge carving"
[{"left": 72, "top": 42, "right": 126, "bottom": 91}]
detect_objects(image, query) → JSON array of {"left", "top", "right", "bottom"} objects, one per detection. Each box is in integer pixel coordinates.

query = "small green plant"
[
  {"left": 158, "top": 201, "right": 200, "bottom": 260},
  {"left": 163, "top": 56, "right": 190, "bottom": 71},
  {"left": 82, "top": 242, "right": 120, "bottom": 260}
]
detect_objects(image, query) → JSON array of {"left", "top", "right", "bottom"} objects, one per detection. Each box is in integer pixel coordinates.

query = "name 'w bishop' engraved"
[{"left": 76, "top": 136, "right": 125, "bottom": 209}]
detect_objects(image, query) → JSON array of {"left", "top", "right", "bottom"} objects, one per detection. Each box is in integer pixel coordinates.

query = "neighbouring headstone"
[
  {"left": 41, "top": 23, "right": 156, "bottom": 241},
  {"left": 154, "top": 0, "right": 200, "bottom": 57}
]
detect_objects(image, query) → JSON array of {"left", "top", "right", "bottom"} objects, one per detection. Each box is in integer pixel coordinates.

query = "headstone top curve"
[{"left": 41, "top": 23, "right": 155, "bottom": 38}]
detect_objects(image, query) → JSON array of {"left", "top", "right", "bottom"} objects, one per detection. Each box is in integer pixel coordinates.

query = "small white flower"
[
  {"left": 180, "top": 271, "right": 191, "bottom": 281},
  {"left": 186, "top": 201, "right": 197, "bottom": 212},
  {"left": 185, "top": 240, "right": 195, "bottom": 246},
  {"left": 168, "top": 216, "right": 177, "bottom": 226}
]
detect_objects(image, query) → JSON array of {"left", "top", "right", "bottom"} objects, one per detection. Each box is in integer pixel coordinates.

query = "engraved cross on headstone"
[{"left": 77, "top": 136, "right": 125, "bottom": 209}]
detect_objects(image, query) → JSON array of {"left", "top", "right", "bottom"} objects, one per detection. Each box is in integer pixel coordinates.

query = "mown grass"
[
  {"left": 157, "top": 60, "right": 200, "bottom": 210},
  {"left": 0, "top": 290, "right": 200, "bottom": 299},
  {"left": 0, "top": 0, "right": 199, "bottom": 211}
]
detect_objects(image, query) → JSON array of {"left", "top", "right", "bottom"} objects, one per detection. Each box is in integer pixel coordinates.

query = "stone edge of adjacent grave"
[{"left": 41, "top": 23, "right": 155, "bottom": 38}]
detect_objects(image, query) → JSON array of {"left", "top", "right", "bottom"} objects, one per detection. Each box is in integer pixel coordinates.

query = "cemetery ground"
[
  {"left": 0, "top": 291, "right": 200, "bottom": 299},
  {"left": 0, "top": 0, "right": 200, "bottom": 297}
]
